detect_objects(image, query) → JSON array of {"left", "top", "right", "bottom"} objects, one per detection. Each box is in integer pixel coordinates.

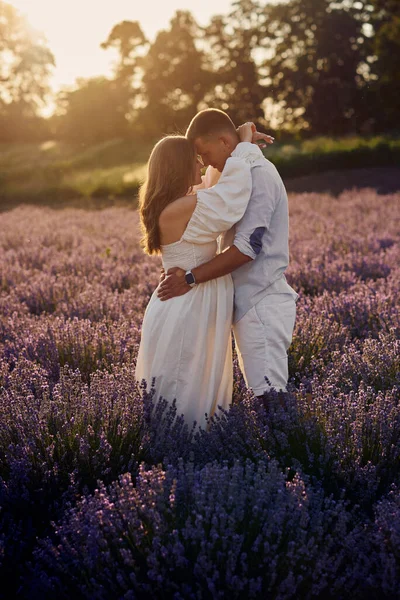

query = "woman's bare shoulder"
[{"left": 159, "top": 194, "right": 197, "bottom": 225}]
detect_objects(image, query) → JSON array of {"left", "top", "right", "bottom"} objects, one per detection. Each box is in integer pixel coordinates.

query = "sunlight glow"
[
  {"left": 40, "top": 141, "right": 57, "bottom": 151},
  {"left": 8, "top": 0, "right": 234, "bottom": 97}
]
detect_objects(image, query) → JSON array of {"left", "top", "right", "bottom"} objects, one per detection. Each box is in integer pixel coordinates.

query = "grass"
[
  {"left": 0, "top": 138, "right": 152, "bottom": 207},
  {"left": 266, "top": 134, "right": 400, "bottom": 177},
  {"left": 0, "top": 134, "right": 399, "bottom": 207}
]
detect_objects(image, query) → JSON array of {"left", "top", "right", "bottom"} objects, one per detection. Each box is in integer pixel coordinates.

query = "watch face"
[{"left": 185, "top": 272, "right": 195, "bottom": 285}]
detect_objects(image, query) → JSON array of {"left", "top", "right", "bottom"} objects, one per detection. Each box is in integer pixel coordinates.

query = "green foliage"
[
  {"left": 0, "top": 134, "right": 398, "bottom": 206},
  {"left": 267, "top": 135, "right": 400, "bottom": 178},
  {"left": 0, "top": 1, "right": 54, "bottom": 142},
  {"left": 256, "top": 0, "right": 371, "bottom": 134},
  {"left": 100, "top": 20, "right": 148, "bottom": 82},
  {"left": 0, "top": 138, "right": 152, "bottom": 206},
  {"left": 203, "top": 2, "right": 267, "bottom": 128},
  {"left": 367, "top": 0, "right": 400, "bottom": 131},
  {"left": 1, "top": 1, "right": 399, "bottom": 143},
  {"left": 138, "top": 11, "right": 214, "bottom": 136},
  {"left": 54, "top": 77, "right": 133, "bottom": 143}
]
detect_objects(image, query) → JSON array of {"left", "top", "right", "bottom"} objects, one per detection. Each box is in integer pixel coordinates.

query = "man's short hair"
[{"left": 186, "top": 108, "right": 237, "bottom": 141}]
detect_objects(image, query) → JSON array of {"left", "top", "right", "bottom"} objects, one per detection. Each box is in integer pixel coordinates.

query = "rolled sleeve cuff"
[
  {"left": 233, "top": 236, "right": 257, "bottom": 260},
  {"left": 234, "top": 226, "right": 266, "bottom": 260}
]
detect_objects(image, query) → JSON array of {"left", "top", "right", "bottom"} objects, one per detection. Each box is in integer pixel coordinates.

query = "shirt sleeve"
[
  {"left": 182, "top": 142, "right": 265, "bottom": 244},
  {"left": 233, "top": 165, "right": 281, "bottom": 260}
]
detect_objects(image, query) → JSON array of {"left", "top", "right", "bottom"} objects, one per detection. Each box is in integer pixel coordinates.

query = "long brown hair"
[{"left": 138, "top": 135, "right": 196, "bottom": 255}]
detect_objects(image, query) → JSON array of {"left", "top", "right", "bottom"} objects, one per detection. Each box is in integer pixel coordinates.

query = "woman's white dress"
[{"left": 135, "top": 142, "right": 263, "bottom": 432}]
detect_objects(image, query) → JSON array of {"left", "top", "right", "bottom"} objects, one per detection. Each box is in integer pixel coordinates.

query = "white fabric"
[
  {"left": 135, "top": 142, "right": 264, "bottom": 432},
  {"left": 205, "top": 149, "right": 298, "bottom": 394},
  {"left": 232, "top": 292, "right": 297, "bottom": 395},
  {"left": 221, "top": 160, "right": 299, "bottom": 323}
]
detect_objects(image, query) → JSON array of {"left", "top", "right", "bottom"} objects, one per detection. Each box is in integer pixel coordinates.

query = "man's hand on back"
[{"left": 157, "top": 267, "right": 191, "bottom": 301}]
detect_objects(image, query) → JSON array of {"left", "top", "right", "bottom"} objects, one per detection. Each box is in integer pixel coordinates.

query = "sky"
[{"left": 9, "top": 0, "right": 234, "bottom": 100}]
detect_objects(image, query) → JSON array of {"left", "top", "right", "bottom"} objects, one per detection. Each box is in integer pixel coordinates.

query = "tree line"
[{"left": 0, "top": 0, "right": 399, "bottom": 143}]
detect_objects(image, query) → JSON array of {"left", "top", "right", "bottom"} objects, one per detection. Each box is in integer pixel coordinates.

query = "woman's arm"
[
  {"left": 158, "top": 125, "right": 257, "bottom": 245},
  {"left": 192, "top": 166, "right": 222, "bottom": 191}
]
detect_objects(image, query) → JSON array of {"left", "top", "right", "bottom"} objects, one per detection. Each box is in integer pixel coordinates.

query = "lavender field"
[{"left": 0, "top": 188, "right": 399, "bottom": 599}]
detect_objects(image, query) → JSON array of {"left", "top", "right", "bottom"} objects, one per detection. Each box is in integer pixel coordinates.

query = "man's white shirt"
[{"left": 196, "top": 143, "right": 298, "bottom": 323}]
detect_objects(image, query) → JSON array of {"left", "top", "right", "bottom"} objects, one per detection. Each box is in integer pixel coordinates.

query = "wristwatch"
[{"left": 185, "top": 270, "right": 197, "bottom": 288}]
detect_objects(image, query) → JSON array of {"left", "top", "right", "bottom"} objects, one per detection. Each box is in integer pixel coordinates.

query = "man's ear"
[
  {"left": 219, "top": 134, "right": 236, "bottom": 152},
  {"left": 218, "top": 134, "right": 230, "bottom": 148}
]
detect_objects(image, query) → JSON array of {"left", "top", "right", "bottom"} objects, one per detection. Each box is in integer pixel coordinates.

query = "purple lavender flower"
[{"left": 0, "top": 190, "right": 398, "bottom": 597}]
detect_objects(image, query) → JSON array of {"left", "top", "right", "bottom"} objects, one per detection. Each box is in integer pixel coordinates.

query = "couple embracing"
[{"left": 135, "top": 109, "right": 299, "bottom": 432}]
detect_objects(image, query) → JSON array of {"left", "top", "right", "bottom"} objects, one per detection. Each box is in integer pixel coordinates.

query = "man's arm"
[
  {"left": 157, "top": 166, "right": 278, "bottom": 301},
  {"left": 156, "top": 246, "right": 251, "bottom": 301},
  {"left": 193, "top": 246, "right": 252, "bottom": 282},
  {"left": 230, "top": 165, "right": 278, "bottom": 259}
]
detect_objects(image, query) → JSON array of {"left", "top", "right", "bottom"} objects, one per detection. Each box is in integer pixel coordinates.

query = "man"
[{"left": 157, "top": 109, "right": 298, "bottom": 400}]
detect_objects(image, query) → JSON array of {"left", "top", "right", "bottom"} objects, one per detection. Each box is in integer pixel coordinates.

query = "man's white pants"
[{"left": 232, "top": 293, "right": 297, "bottom": 395}]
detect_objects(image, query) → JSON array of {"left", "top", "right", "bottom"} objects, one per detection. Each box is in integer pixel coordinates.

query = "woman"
[{"left": 135, "top": 124, "right": 264, "bottom": 432}]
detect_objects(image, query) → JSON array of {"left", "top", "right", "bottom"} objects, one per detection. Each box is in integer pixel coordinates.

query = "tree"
[
  {"left": 0, "top": 1, "right": 54, "bottom": 140},
  {"left": 54, "top": 77, "right": 130, "bottom": 143},
  {"left": 139, "top": 11, "right": 214, "bottom": 135},
  {"left": 367, "top": 0, "right": 400, "bottom": 131},
  {"left": 257, "top": 0, "right": 370, "bottom": 135},
  {"left": 53, "top": 21, "right": 149, "bottom": 142},
  {"left": 100, "top": 20, "right": 148, "bottom": 128},
  {"left": 203, "top": 0, "right": 268, "bottom": 128}
]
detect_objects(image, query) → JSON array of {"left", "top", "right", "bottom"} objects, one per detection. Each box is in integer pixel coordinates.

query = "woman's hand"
[
  {"left": 237, "top": 122, "right": 254, "bottom": 143},
  {"left": 252, "top": 130, "right": 274, "bottom": 149},
  {"left": 237, "top": 121, "right": 275, "bottom": 149}
]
